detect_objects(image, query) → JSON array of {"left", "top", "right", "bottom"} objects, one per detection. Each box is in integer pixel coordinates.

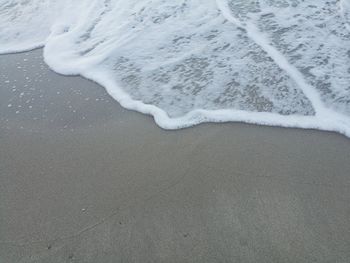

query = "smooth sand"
[{"left": 1, "top": 50, "right": 350, "bottom": 263}]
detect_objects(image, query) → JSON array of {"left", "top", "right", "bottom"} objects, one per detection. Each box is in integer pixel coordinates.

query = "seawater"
[{"left": 1, "top": 0, "right": 350, "bottom": 136}]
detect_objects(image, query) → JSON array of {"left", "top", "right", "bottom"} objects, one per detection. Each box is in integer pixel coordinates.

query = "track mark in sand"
[{"left": 0, "top": 164, "right": 191, "bottom": 248}]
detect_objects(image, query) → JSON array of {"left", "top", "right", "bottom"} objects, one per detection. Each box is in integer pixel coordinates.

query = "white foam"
[
  {"left": 340, "top": 0, "right": 350, "bottom": 31},
  {"left": 1, "top": 0, "right": 350, "bottom": 137}
]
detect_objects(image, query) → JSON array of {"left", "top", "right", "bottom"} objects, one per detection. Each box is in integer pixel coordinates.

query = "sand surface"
[{"left": 1, "top": 50, "right": 350, "bottom": 262}]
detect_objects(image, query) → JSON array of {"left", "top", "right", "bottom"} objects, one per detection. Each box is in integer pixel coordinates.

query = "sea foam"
[{"left": 1, "top": 0, "right": 350, "bottom": 136}]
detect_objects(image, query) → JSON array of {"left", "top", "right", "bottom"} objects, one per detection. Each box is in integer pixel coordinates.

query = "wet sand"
[{"left": 1, "top": 50, "right": 350, "bottom": 263}]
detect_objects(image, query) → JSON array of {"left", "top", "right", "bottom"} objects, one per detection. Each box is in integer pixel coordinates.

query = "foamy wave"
[{"left": 1, "top": 0, "right": 350, "bottom": 136}]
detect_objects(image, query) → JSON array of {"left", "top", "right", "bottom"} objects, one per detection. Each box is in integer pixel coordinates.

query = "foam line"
[
  {"left": 73, "top": 67, "right": 350, "bottom": 138},
  {"left": 215, "top": 0, "right": 324, "bottom": 115},
  {"left": 339, "top": 0, "right": 350, "bottom": 31}
]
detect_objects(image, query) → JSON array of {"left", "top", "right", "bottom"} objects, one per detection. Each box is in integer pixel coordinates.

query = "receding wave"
[{"left": 1, "top": 0, "right": 350, "bottom": 136}]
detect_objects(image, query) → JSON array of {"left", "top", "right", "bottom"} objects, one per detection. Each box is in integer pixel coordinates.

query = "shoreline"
[{"left": 3, "top": 47, "right": 350, "bottom": 138}]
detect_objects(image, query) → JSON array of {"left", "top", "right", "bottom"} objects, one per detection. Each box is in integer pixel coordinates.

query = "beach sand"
[{"left": 1, "top": 50, "right": 350, "bottom": 262}]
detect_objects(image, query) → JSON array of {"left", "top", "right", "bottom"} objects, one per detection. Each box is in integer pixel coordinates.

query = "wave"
[{"left": 1, "top": 0, "right": 350, "bottom": 136}]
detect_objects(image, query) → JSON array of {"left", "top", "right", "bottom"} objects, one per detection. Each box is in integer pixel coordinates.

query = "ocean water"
[{"left": 1, "top": 0, "right": 350, "bottom": 136}]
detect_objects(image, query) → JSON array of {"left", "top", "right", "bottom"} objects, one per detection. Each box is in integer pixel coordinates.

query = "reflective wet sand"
[{"left": 1, "top": 50, "right": 350, "bottom": 263}]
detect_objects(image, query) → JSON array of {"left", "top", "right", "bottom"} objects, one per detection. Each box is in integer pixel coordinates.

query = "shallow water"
[{"left": 1, "top": 0, "right": 350, "bottom": 136}]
